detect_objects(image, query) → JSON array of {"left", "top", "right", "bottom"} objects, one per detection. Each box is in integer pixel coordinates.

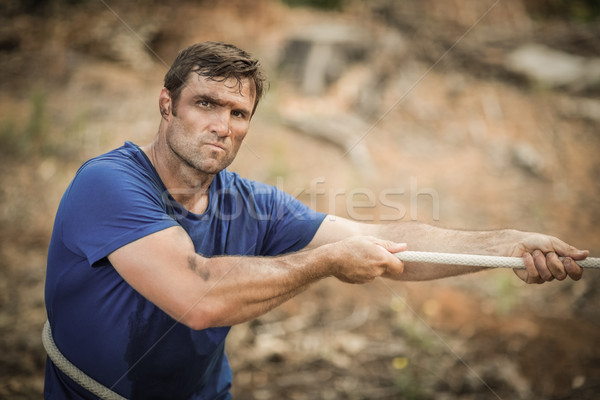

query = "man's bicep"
[
  {"left": 305, "top": 216, "right": 376, "bottom": 249},
  {"left": 108, "top": 225, "right": 196, "bottom": 278},
  {"left": 107, "top": 226, "right": 202, "bottom": 320}
]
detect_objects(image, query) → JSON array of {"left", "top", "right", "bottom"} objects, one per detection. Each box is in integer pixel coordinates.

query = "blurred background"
[{"left": 1, "top": 0, "right": 599, "bottom": 398}]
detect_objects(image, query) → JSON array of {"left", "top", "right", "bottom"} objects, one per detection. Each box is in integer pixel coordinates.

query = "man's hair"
[{"left": 164, "top": 41, "right": 267, "bottom": 115}]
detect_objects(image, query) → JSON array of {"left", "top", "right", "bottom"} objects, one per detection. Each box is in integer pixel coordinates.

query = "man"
[{"left": 44, "top": 41, "right": 588, "bottom": 399}]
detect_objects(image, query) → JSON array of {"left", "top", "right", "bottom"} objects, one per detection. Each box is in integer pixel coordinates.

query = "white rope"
[
  {"left": 42, "top": 321, "right": 126, "bottom": 400},
  {"left": 394, "top": 251, "right": 600, "bottom": 269}
]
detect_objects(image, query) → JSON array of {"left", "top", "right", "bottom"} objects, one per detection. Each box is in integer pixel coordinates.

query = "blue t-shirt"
[{"left": 44, "top": 141, "right": 326, "bottom": 399}]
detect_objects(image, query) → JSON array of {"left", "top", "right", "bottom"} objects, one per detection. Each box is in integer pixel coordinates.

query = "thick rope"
[
  {"left": 42, "top": 321, "right": 126, "bottom": 400},
  {"left": 394, "top": 251, "right": 600, "bottom": 268}
]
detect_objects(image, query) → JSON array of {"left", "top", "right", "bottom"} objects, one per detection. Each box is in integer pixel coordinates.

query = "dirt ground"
[{"left": 1, "top": 0, "right": 599, "bottom": 399}]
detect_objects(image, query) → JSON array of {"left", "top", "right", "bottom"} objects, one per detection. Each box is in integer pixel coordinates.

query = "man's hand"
[
  {"left": 506, "top": 231, "right": 588, "bottom": 283},
  {"left": 329, "top": 236, "right": 406, "bottom": 283}
]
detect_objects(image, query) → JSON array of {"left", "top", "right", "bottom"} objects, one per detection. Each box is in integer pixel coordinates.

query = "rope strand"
[
  {"left": 394, "top": 251, "right": 600, "bottom": 268},
  {"left": 42, "top": 321, "right": 126, "bottom": 400}
]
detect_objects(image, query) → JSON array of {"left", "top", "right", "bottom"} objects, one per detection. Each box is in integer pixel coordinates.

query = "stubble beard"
[{"left": 166, "top": 129, "right": 236, "bottom": 176}]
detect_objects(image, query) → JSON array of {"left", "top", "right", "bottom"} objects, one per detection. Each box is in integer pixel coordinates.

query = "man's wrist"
[
  {"left": 284, "top": 242, "right": 340, "bottom": 281},
  {"left": 312, "top": 242, "right": 341, "bottom": 279},
  {"left": 485, "top": 228, "right": 526, "bottom": 257}
]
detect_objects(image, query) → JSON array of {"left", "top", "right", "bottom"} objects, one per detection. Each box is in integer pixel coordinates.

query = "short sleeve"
[
  {"left": 252, "top": 182, "right": 326, "bottom": 255},
  {"left": 59, "top": 158, "right": 179, "bottom": 267}
]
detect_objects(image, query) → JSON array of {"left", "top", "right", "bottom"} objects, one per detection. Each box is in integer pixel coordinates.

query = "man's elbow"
[
  {"left": 179, "top": 305, "right": 231, "bottom": 331},
  {"left": 182, "top": 315, "right": 211, "bottom": 331}
]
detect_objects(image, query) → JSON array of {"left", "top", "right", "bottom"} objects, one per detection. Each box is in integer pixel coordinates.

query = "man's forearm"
[
  {"left": 371, "top": 221, "right": 519, "bottom": 280},
  {"left": 195, "top": 249, "right": 330, "bottom": 327},
  {"left": 374, "top": 221, "right": 519, "bottom": 254}
]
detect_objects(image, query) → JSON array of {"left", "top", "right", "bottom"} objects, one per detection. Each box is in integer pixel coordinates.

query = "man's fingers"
[
  {"left": 523, "top": 249, "right": 583, "bottom": 283},
  {"left": 546, "top": 252, "right": 566, "bottom": 281},
  {"left": 545, "top": 238, "right": 586, "bottom": 281},
  {"left": 564, "top": 257, "right": 583, "bottom": 281},
  {"left": 551, "top": 238, "right": 589, "bottom": 261},
  {"left": 532, "top": 250, "right": 554, "bottom": 282},
  {"left": 522, "top": 252, "right": 544, "bottom": 284},
  {"left": 369, "top": 238, "right": 405, "bottom": 279},
  {"left": 334, "top": 236, "right": 407, "bottom": 284},
  {"left": 568, "top": 248, "right": 590, "bottom": 260},
  {"left": 373, "top": 239, "right": 407, "bottom": 254}
]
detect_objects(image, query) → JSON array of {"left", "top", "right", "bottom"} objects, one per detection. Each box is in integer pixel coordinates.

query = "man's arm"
[
  {"left": 108, "top": 225, "right": 405, "bottom": 330},
  {"left": 306, "top": 216, "right": 588, "bottom": 283}
]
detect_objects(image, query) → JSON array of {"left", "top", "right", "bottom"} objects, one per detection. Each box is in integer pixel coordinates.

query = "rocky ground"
[{"left": 0, "top": 0, "right": 599, "bottom": 399}]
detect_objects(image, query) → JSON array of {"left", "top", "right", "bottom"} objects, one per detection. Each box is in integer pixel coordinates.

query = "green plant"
[
  {"left": 23, "top": 88, "right": 48, "bottom": 153},
  {"left": 280, "top": 0, "right": 345, "bottom": 11},
  {"left": 0, "top": 87, "right": 49, "bottom": 157},
  {"left": 526, "top": 0, "right": 600, "bottom": 22}
]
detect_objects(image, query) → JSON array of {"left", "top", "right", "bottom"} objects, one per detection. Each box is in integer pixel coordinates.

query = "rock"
[
  {"left": 556, "top": 96, "right": 600, "bottom": 122},
  {"left": 511, "top": 142, "right": 545, "bottom": 178},
  {"left": 279, "top": 23, "right": 371, "bottom": 95},
  {"left": 282, "top": 113, "right": 375, "bottom": 176},
  {"left": 505, "top": 44, "right": 600, "bottom": 91}
]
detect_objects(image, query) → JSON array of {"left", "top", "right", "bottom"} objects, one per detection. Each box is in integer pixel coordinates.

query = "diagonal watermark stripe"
[
  {"left": 98, "top": 0, "right": 171, "bottom": 69},
  {"left": 343, "top": 0, "right": 502, "bottom": 159},
  {"left": 242, "top": 140, "right": 262, "bottom": 159},
  {"left": 376, "top": 277, "right": 503, "bottom": 399}
]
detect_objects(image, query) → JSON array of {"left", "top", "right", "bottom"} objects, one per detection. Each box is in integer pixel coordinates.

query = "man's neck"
[{"left": 142, "top": 140, "right": 214, "bottom": 215}]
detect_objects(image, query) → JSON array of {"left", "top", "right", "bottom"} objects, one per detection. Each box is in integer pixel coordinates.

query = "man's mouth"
[{"left": 206, "top": 142, "right": 226, "bottom": 151}]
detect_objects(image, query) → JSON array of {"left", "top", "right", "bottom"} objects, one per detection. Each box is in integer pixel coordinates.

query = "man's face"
[{"left": 163, "top": 74, "right": 255, "bottom": 176}]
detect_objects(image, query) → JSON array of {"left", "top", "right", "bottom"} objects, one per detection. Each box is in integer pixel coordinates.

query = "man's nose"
[{"left": 212, "top": 110, "right": 231, "bottom": 137}]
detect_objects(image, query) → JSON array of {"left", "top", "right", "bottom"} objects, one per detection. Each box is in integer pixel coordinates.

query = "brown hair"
[{"left": 164, "top": 41, "right": 267, "bottom": 116}]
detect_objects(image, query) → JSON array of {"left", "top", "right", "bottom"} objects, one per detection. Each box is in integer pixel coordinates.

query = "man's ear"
[{"left": 159, "top": 88, "right": 172, "bottom": 119}]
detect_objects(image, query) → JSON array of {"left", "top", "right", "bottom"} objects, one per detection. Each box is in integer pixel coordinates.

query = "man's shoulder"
[
  {"left": 77, "top": 142, "right": 142, "bottom": 172},
  {"left": 73, "top": 142, "right": 153, "bottom": 183},
  {"left": 63, "top": 142, "right": 162, "bottom": 205}
]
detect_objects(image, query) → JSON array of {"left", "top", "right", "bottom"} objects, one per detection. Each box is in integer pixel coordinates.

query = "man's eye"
[
  {"left": 232, "top": 110, "right": 244, "bottom": 118},
  {"left": 198, "top": 100, "right": 210, "bottom": 107}
]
